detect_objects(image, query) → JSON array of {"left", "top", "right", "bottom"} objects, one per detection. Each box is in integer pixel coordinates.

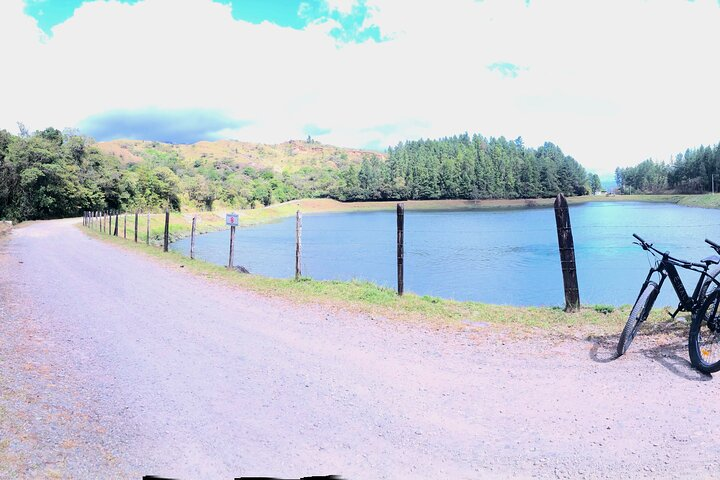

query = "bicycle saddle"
[{"left": 701, "top": 255, "right": 720, "bottom": 265}]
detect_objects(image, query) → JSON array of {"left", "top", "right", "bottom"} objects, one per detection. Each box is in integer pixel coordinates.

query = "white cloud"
[{"left": 1, "top": 0, "right": 719, "bottom": 175}]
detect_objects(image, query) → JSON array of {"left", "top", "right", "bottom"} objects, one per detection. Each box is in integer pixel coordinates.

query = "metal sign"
[{"left": 226, "top": 213, "right": 239, "bottom": 226}]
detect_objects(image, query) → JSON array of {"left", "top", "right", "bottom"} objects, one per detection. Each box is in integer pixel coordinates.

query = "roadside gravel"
[{"left": 1, "top": 219, "right": 719, "bottom": 479}]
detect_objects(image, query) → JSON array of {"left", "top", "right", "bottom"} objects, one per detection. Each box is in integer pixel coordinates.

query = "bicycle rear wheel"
[
  {"left": 617, "top": 282, "right": 658, "bottom": 356},
  {"left": 689, "top": 289, "right": 720, "bottom": 374},
  {"left": 698, "top": 265, "right": 720, "bottom": 301}
]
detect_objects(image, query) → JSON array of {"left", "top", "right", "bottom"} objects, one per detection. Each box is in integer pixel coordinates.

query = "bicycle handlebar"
[
  {"left": 706, "top": 238, "right": 720, "bottom": 253},
  {"left": 633, "top": 233, "right": 707, "bottom": 270}
]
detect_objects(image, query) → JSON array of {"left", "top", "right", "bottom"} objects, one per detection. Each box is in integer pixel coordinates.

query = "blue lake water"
[{"left": 170, "top": 202, "right": 720, "bottom": 307}]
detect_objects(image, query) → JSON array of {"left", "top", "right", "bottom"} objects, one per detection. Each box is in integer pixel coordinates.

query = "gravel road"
[{"left": 1, "top": 219, "right": 720, "bottom": 479}]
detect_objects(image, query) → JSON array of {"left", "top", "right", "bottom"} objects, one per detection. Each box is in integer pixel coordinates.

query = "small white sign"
[{"left": 226, "top": 213, "right": 239, "bottom": 226}]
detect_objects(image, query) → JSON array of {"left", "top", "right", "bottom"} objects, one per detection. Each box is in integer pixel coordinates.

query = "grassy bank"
[
  {"left": 81, "top": 224, "right": 676, "bottom": 335},
  {"left": 676, "top": 193, "right": 720, "bottom": 209}
]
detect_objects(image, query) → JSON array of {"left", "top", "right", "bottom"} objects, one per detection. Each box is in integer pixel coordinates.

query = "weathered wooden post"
[
  {"left": 134, "top": 211, "right": 139, "bottom": 243},
  {"left": 397, "top": 203, "right": 404, "bottom": 296},
  {"left": 295, "top": 210, "right": 302, "bottom": 280},
  {"left": 163, "top": 208, "right": 170, "bottom": 252},
  {"left": 114, "top": 211, "right": 119, "bottom": 236},
  {"left": 123, "top": 213, "right": 127, "bottom": 239},
  {"left": 228, "top": 224, "right": 236, "bottom": 269},
  {"left": 146, "top": 212, "right": 151, "bottom": 245},
  {"left": 190, "top": 215, "right": 197, "bottom": 259},
  {"left": 554, "top": 193, "right": 580, "bottom": 312},
  {"left": 104, "top": 211, "right": 108, "bottom": 233}
]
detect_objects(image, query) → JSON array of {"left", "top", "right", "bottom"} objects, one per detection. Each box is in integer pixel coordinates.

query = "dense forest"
[
  {"left": 616, "top": 142, "right": 720, "bottom": 194},
  {"left": 339, "top": 134, "right": 596, "bottom": 201},
  {"left": 0, "top": 128, "right": 598, "bottom": 222}
]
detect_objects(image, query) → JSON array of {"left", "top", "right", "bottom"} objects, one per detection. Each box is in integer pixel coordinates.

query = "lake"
[{"left": 170, "top": 202, "right": 720, "bottom": 307}]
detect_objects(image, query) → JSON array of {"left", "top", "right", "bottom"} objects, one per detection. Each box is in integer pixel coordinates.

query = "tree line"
[
  {"left": 0, "top": 127, "right": 600, "bottom": 222},
  {"left": 615, "top": 142, "right": 720, "bottom": 194},
  {"left": 337, "top": 134, "right": 598, "bottom": 201}
]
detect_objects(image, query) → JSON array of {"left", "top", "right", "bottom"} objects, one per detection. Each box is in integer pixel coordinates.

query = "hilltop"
[{"left": 96, "top": 138, "right": 385, "bottom": 173}]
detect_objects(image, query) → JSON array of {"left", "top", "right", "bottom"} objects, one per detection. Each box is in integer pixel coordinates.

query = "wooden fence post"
[
  {"left": 228, "top": 225, "right": 236, "bottom": 269},
  {"left": 146, "top": 212, "right": 150, "bottom": 245},
  {"left": 123, "top": 213, "right": 127, "bottom": 239},
  {"left": 397, "top": 203, "right": 404, "bottom": 296},
  {"left": 554, "top": 193, "right": 580, "bottom": 312},
  {"left": 134, "top": 211, "right": 139, "bottom": 243},
  {"left": 163, "top": 208, "right": 170, "bottom": 252},
  {"left": 114, "top": 211, "right": 119, "bottom": 236},
  {"left": 190, "top": 215, "right": 197, "bottom": 259},
  {"left": 295, "top": 210, "right": 302, "bottom": 280}
]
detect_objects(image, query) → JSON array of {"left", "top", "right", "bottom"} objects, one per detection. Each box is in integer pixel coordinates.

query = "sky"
[{"left": 2, "top": 0, "right": 720, "bottom": 176}]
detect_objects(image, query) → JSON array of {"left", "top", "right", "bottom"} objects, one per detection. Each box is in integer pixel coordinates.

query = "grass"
[
  {"left": 677, "top": 193, "right": 720, "bottom": 209},
  {"left": 87, "top": 211, "right": 226, "bottom": 246},
  {"left": 81, "top": 223, "right": 677, "bottom": 336}
]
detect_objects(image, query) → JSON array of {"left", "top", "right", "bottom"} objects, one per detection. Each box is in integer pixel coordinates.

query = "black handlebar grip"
[
  {"left": 706, "top": 238, "right": 720, "bottom": 249},
  {"left": 633, "top": 233, "right": 646, "bottom": 244}
]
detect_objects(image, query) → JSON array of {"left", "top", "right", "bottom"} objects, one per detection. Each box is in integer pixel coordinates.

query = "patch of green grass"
[
  {"left": 592, "top": 304, "right": 615, "bottom": 314},
  {"left": 677, "top": 193, "right": 720, "bottom": 209},
  {"left": 86, "top": 212, "right": 226, "bottom": 246}
]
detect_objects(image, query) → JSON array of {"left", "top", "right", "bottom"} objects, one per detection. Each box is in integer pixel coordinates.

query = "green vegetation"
[
  {"left": 340, "top": 135, "right": 592, "bottom": 201},
  {"left": 89, "top": 211, "right": 227, "bottom": 245},
  {"left": 677, "top": 193, "right": 720, "bottom": 209},
  {"left": 83, "top": 223, "right": 671, "bottom": 334},
  {"left": 615, "top": 141, "right": 720, "bottom": 194},
  {"left": 1, "top": 127, "right": 600, "bottom": 222}
]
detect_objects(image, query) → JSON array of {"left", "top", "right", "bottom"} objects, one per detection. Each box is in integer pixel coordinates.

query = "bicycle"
[
  {"left": 616, "top": 234, "right": 720, "bottom": 358},
  {"left": 688, "top": 239, "right": 720, "bottom": 373}
]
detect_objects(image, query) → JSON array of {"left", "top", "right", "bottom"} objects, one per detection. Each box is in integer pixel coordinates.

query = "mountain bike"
[
  {"left": 688, "top": 238, "right": 720, "bottom": 373},
  {"left": 616, "top": 234, "right": 720, "bottom": 357}
]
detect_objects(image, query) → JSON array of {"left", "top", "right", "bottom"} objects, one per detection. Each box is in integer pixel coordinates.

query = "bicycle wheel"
[
  {"left": 699, "top": 266, "right": 720, "bottom": 301},
  {"left": 617, "top": 282, "right": 658, "bottom": 356},
  {"left": 689, "top": 289, "right": 720, "bottom": 374}
]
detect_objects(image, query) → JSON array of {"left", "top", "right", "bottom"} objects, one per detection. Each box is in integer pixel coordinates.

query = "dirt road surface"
[{"left": 1, "top": 219, "right": 720, "bottom": 479}]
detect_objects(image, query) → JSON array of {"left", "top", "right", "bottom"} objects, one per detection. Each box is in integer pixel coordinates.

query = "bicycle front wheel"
[
  {"left": 689, "top": 289, "right": 720, "bottom": 374},
  {"left": 617, "top": 282, "right": 658, "bottom": 356}
]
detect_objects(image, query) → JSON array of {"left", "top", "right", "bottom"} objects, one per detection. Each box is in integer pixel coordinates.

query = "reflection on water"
[{"left": 170, "top": 202, "right": 720, "bottom": 307}]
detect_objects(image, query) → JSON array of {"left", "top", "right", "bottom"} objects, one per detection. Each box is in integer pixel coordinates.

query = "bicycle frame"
[{"left": 636, "top": 253, "right": 720, "bottom": 317}]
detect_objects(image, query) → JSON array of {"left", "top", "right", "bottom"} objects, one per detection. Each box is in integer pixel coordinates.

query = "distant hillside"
[
  {"left": 1, "top": 127, "right": 593, "bottom": 221},
  {"left": 96, "top": 139, "right": 385, "bottom": 173}
]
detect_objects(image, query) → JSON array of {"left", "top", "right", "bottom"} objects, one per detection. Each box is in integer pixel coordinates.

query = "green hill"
[{"left": 96, "top": 138, "right": 384, "bottom": 172}]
